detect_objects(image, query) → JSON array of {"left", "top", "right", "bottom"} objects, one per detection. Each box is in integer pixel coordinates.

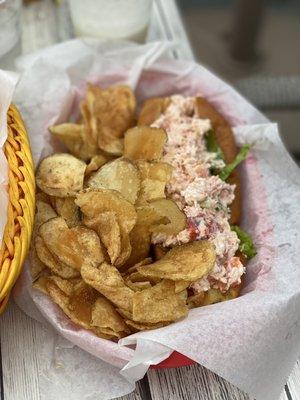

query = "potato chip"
[
  {"left": 136, "top": 161, "right": 173, "bottom": 204},
  {"left": 123, "top": 258, "right": 152, "bottom": 276},
  {"left": 68, "top": 281, "right": 99, "bottom": 324},
  {"left": 116, "top": 307, "right": 133, "bottom": 320},
  {"left": 149, "top": 199, "right": 187, "bottom": 235},
  {"left": 137, "top": 241, "right": 216, "bottom": 282},
  {"left": 36, "top": 153, "right": 86, "bottom": 197},
  {"left": 132, "top": 280, "right": 188, "bottom": 323},
  {"left": 175, "top": 280, "right": 191, "bottom": 293},
  {"left": 84, "top": 212, "right": 121, "bottom": 265},
  {"left": 81, "top": 262, "right": 134, "bottom": 312},
  {"left": 50, "top": 123, "right": 98, "bottom": 161},
  {"left": 30, "top": 245, "right": 48, "bottom": 281},
  {"left": 39, "top": 217, "right": 104, "bottom": 271},
  {"left": 35, "top": 200, "right": 57, "bottom": 229},
  {"left": 125, "top": 280, "right": 152, "bottom": 292},
  {"left": 52, "top": 197, "right": 80, "bottom": 227},
  {"left": 153, "top": 244, "right": 168, "bottom": 260},
  {"left": 91, "top": 297, "right": 129, "bottom": 334},
  {"left": 85, "top": 154, "right": 112, "bottom": 177},
  {"left": 123, "top": 126, "right": 167, "bottom": 161},
  {"left": 121, "top": 205, "right": 167, "bottom": 269},
  {"left": 98, "top": 135, "right": 124, "bottom": 156},
  {"left": 114, "top": 229, "right": 132, "bottom": 268},
  {"left": 35, "top": 236, "right": 80, "bottom": 279},
  {"left": 76, "top": 188, "right": 137, "bottom": 234},
  {"left": 87, "top": 158, "right": 140, "bottom": 204},
  {"left": 32, "top": 273, "right": 50, "bottom": 295},
  {"left": 188, "top": 285, "right": 241, "bottom": 309},
  {"left": 87, "top": 84, "right": 136, "bottom": 140},
  {"left": 125, "top": 319, "right": 167, "bottom": 332},
  {"left": 138, "top": 97, "right": 170, "bottom": 126}
]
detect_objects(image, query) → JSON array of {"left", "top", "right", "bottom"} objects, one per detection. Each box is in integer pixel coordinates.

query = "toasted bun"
[{"left": 195, "top": 98, "right": 241, "bottom": 224}]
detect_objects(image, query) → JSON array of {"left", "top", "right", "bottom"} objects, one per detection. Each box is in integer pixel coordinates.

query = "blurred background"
[
  {"left": 177, "top": 0, "right": 300, "bottom": 159},
  {"left": 0, "top": 0, "right": 299, "bottom": 159}
]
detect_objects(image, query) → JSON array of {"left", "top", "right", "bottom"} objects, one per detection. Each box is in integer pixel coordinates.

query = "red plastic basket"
[{"left": 153, "top": 351, "right": 196, "bottom": 369}]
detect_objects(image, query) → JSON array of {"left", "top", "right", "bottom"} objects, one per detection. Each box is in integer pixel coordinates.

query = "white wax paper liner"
[{"left": 10, "top": 39, "right": 300, "bottom": 400}]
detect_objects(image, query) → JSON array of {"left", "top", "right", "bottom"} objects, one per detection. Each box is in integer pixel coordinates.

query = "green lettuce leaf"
[
  {"left": 218, "top": 144, "right": 251, "bottom": 181},
  {"left": 204, "top": 129, "right": 224, "bottom": 161},
  {"left": 231, "top": 225, "right": 257, "bottom": 259}
]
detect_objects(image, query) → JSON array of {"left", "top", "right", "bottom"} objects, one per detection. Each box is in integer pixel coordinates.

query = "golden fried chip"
[
  {"left": 68, "top": 281, "right": 99, "bottom": 324},
  {"left": 35, "top": 236, "right": 80, "bottom": 279},
  {"left": 137, "top": 241, "right": 216, "bottom": 282},
  {"left": 30, "top": 199, "right": 58, "bottom": 280},
  {"left": 32, "top": 273, "right": 50, "bottom": 295},
  {"left": 52, "top": 197, "right": 80, "bottom": 227},
  {"left": 87, "top": 84, "right": 136, "bottom": 139},
  {"left": 138, "top": 97, "right": 171, "bottom": 126},
  {"left": 125, "top": 319, "right": 167, "bottom": 332},
  {"left": 87, "top": 158, "right": 140, "bottom": 204},
  {"left": 121, "top": 205, "right": 167, "bottom": 269},
  {"left": 123, "top": 126, "right": 167, "bottom": 161},
  {"left": 114, "top": 229, "right": 132, "bottom": 268},
  {"left": 98, "top": 135, "right": 124, "bottom": 156},
  {"left": 132, "top": 280, "right": 188, "bottom": 323},
  {"left": 136, "top": 161, "right": 173, "bottom": 204},
  {"left": 125, "top": 280, "right": 152, "bottom": 291},
  {"left": 81, "top": 262, "right": 134, "bottom": 312},
  {"left": 85, "top": 154, "right": 112, "bottom": 177},
  {"left": 124, "top": 258, "right": 152, "bottom": 276},
  {"left": 39, "top": 217, "right": 104, "bottom": 271},
  {"left": 153, "top": 244, "right": 168, "bottom": 261},
  {"left": 35, "top": 200, "right": 57, "bottom": 230},
  {"left": 187, "top": 286, "right": 241, "bottom": 309},
  {"left": 149, "top": 199, "right": 187, "bottom": 235},
  {"left": 116, "top": 307, "right": 133, "bottom": 320},
  {"left": 76, "top": 188, "right": 137, "bottom": 234},
  {"left": 175, "top": 280, "right": 191, "bottom": 293},
  {"left": 36, "top": 153, "right": 86, "bottom": 197},
  {"left": 91, "top": 297, "right": 129, "bottom": 334},
  {"left": 84, "top": 212, "right": 121, "bottom": 264}
]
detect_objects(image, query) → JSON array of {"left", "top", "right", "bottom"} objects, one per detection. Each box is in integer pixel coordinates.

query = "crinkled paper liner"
[{"left": 9, "top": 39, "right": 300, "bottom": 400}]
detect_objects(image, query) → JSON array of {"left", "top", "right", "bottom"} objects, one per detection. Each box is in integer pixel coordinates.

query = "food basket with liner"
[{"left": 0, "top": 105, "right": 35, "bottom": 313}]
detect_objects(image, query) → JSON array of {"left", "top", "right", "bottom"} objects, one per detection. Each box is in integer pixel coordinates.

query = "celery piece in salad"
[
  {"left": 231, "top": 225, "right": 257, "bottom": 259},
  {"left": 218, "top": 144, "right": 251, "bottom": 181},
  {"left": 204, "top": 129, "right": 224, "bottom": 161}
]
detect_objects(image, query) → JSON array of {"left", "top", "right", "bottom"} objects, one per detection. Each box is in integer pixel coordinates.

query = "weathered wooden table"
[{"left": 0, "top": 1, "right": 299, "bottom": 399}]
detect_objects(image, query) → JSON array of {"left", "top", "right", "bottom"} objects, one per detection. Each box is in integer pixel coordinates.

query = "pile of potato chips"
[{"left": 31, "top": 85, "right": 216, "bottom": 339}]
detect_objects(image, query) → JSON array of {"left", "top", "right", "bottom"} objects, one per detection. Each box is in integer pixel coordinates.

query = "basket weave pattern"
[{"left": 0, "top": 105, "right": 35, "bottom": 313}]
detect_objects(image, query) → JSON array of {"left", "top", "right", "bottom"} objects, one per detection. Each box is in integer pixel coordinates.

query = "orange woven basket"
[{"left": 0, "top": 105, "right": 35, "bottom": 313}]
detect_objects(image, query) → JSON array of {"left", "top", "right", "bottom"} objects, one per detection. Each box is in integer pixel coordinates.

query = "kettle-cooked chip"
[
  {"left": 132, "top": 280, "right": 188, "bottom": 323},
  {"left": 91, "top": 297, "right": 129, "bottom": 335},
  {"left": 123, "top": 126, "right": 167, "bottom": 161},
  {"left": 137, "top": 241, "right": 216, "bottom": 282},
  {"left": 81, "top": 262, "right": 134, "bottom": 312},
  {"left": 85, "top": 154, "right": 112, "bottom": 177},
  {"left": 85, "top": 212, "right": 121, "bottom": 265},
  {"left": 153, "top": 244, "right": 168, "bottom": 261},
  {"left": 125, "top": 319, "right": 167, "bottom": 332},
  {"left": 49, "top": 123, "right": 94, "bottom": 161},
  {"left": 39, "top": 217, "right": 104, "bottom": 271},
  {"left": 35, "top": 236, "right": 80, "bottom": 279},
  {"left": 125, "top": 280, "right": 152, "bottom": 292},
  {"left": 36, "top": 153, "right": 86, "bottom": 197},
  {"left": 76, "top": 188, "right": 137, "bottom": 234},
  {"left": 87, "top": 158, "right": 140, "bottom": 204},
  {"left": 136, "top": 160, "right": 173, "bottom": 204},
  {"left": 149, "top": 199, "right": 187, "bottom": 235},
  {"left": 187, "top": 286, "right": 241, "bottom": 309},
  {"left": 52, "top": 197, "right": 80, "bottom": 227},
  {"left": 138, "top": 97, "right": 171, "bottom": 126}
]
